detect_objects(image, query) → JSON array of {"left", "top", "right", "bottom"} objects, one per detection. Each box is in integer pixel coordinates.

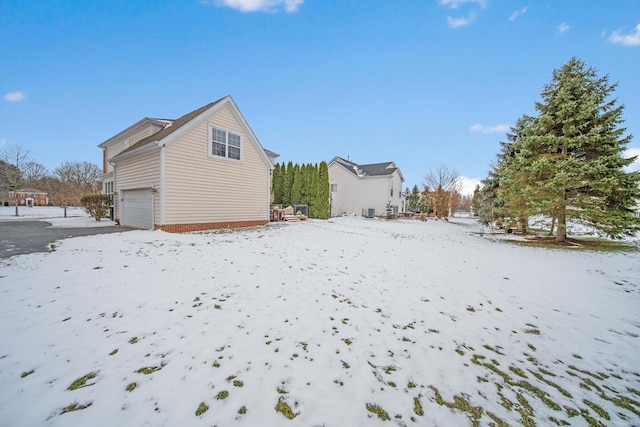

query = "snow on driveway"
[{"left": 0, "top": 216, "right": 638, "bottom": 426}]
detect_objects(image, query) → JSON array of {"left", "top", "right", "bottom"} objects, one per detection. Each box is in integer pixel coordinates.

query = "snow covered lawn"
[
  {"left": 0, "top": 206, "right": 117, "bottom": 228},
  {"left": 0, "top": 217, "right": 638, "bottom": 426}
]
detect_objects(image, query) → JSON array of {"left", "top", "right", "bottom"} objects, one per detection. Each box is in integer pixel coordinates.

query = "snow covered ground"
[
  {"left": 0, "top": 206, "right": 117, "bottom": 228},
  {"left": 0, "top": 216, "right": 638, "bottom": 426}
]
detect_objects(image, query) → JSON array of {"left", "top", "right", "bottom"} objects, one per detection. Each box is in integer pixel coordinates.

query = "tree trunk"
[
  {"left": 518, "top": 216, "right": 528, "bottom": 235},
  {"left": 549, "top": 216, "right": 555, "bottom": 236},
  {"left": 555, "top": 208, "right": 567, "bottom": 242}
]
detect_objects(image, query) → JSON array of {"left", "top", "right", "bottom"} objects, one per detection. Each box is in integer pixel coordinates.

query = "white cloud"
[
  {"left": 557, "top": 22, "right": 570, "bottom": 35},
  {"left": 625, "top": 147, "right": 640, "bottom": 172},
  {"left": 508, "top": 7, "right": 527, "bottom": 22},
  {"left": 3, "top": 91, "right": 26, "bottom": 102},
  {"left": 608, "top": 23, "right": 640, "bottom": 47},
  {"left": 459, "top": 176, "right": 482, "bottom": 196},
  {"left": 207, "top": 0, "right": 303, "bottom": 13},
  {"left": 447, "top": 13, "right": 475, "bottom": 28},
  {"left": 440, "top": 0, "right": 488, "bottom": 9},
  {"left": 470, "top": 123, "right": 511, "bottom": 133}
]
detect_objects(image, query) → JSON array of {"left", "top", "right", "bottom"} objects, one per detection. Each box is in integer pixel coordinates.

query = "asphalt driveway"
[{"left": 0, "top": 220, "right": 134, "bottom": 259}]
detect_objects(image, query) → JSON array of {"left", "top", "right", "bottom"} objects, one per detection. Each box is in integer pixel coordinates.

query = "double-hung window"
[{"left": 210, "top": 126, "right": 241, "bottom": 160}]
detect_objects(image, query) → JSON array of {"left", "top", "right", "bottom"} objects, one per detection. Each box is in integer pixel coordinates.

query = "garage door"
[{"left": 121, "top": 189, "right": 153, "bottom": 229}]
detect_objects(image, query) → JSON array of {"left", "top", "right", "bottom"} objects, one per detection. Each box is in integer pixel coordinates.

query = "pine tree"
[
  {"left": 272, "top": 163, "right": 284, "bottom": 205},
  {"left": 405, "top": 185, "right": 423, "bottom": 212},
  {"left": 307, "top": 163, "right": 319, "bottom": 217},
  {"left": 316, "top": 161, "right": 330, "bottom": 219},
  {"left": 290, "top": 164, "right": 302, "bottom": 205},
  {"left": 522, "top": 57, "right": 639, "bottom": 241},
  {"left": 283, "top": 161, "right": 294, "bottom": 206},
  {"left": 492, "top": 115, "right": 535, "bottom": 232}
]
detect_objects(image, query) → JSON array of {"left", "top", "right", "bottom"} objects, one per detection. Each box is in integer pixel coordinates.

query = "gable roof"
[
  {"left": 330, "top": 156, "right": 404, "bottom": 181},
  {"left": 113, "top": 99, "right": 224, "bottom": 158},
  {"left": 98, "top": 117, "right": 172, "bottom": 149},
  {"left": 109, "top": 96, "right": 274, "bottom": 169}
]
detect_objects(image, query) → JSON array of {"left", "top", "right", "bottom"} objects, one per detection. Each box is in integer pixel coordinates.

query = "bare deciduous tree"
[
  {"left": 22, "top": 161, "right": 49, "bottom": 185},
  {"left": 1, "top": 144, "right": 32, "bottom": 216},
  {"left": 53, "top": 161, "right": 102, "bottom": 206},
  {"left": 423, "top": 165, "right": 462, "bottom": 218}
]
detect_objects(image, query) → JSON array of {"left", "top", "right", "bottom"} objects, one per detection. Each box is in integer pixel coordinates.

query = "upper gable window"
[{"left": 210, "top": 125, "right": 241, "bottom": 160}]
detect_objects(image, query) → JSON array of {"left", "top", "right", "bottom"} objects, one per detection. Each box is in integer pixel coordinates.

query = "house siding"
[
  {"left": 163, "top": 104, "right": 270, "bottom": 226},
  {"left": 104, "top": 124, "right": 163, "bottom": 174},
  {"left": 114, "top": 150, "right": 160, "bottom": 222},
  {"left": 329, "top": 164, "right": 405, "bottom": 216}
]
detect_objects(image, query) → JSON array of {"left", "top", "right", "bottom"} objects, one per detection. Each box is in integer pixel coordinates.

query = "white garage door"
[{"left": 121, "top": 189, "right": 153, "bottom": 229}]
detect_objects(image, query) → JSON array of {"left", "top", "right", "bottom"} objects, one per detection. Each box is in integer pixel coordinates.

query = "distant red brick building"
[{"left": 8, "top": 189, "right": 49, "bottom": 206}]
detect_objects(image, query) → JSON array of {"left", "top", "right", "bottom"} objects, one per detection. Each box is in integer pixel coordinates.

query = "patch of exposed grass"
[
  {"left": 549, "top": 416, "right": 571, "bottom": 426},
  {"left": 216, "top": 390, "right": 229, "bottom": 400},
  {"left": 136, "top": 364, "right": 163, "bottom": 375},
  {"left": 68, "top": 372, "right": 97, "bottom": 390},
  {"left": 60, "top": 401, "right": 92, "bottom": 414},
  {"left": 483, "top": 344, "right": 505, "bottom": 355},
  {"left": 413, "top": 397, "right": 424, "bottom": 416},
  {"left": 275, "top": 398, "right": 297, "bottom": 419},
  {"left": 515, "top": 393, "right": 535, "bottom": 427},
  {"left": 509, "top": 366, "right": 527, "bottom": 378},
  {"left": 238, "top": 405, "right": 247, "bottom": 414},
  {"left": 583, "top": 399, "right": 610, "bottom": 421},
  {"left": 429, "top": 386, "right": 483, "bottom": 425},
  {"left": 512, "top": 237, "right": 638, "bottom": 252},
  {"left": 568, "top": 365, "right": 606, "bottom": 381},
  {"left": 512, "top": 379, "right": 561, "bottom": 411},
  {"left": 597, "top": 392, "right": 640, "bottom": 417},
  {"left": 128, "top": 337, "right": 138, "bottom": 344},
  {"left": 109, "top": 348, "right": 118, "bottom": 356},
  {"left": 564, "top": 405, "right": 580, "bottom": 417},
  {"left": 126, "top": 382, "right": 136, "bottom": 392},
  {"left": 233, "top": 380, "right": 244, "bottom": 387},
  {"left": 195, "top": 402, "right": 208, "bottom": 416},
  {"left": 530, "top": 370, "right": 572, "bottom": 398},
  {"left": 487, "top": 411, "right": 509, "bottom": 427},
  {"left": 579, "top": 408, "right": 607, "bottom": 427},
  {"left": 366, "top": 403, "right": 390, "bottom": 421},
  {"left": 20, "top": 370, "right": 34, "bottom": 378}
]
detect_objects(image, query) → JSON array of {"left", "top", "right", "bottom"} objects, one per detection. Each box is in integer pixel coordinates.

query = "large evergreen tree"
[
  {"left": 290, "top": 164, "right": 302, "bottom": 204},
  {"left": 283, "top": 161, "right": 294, "bottom": 206},
  {"left": 520, "top": 57, "right": 639, "bottom": 241},
  {"left": 316, "top": 161, "right": 330, "bottom": 219},
  {"left": 272, "top": 163, "right": 284, "bottom": 205},
  {"left": 481, "top": 115, "right": 535, "bottom": 232}
]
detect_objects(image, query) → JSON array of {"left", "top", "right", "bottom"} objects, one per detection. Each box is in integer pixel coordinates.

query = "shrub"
[{"left": 80, "top": 194, "right": 112, "bottom": 221}]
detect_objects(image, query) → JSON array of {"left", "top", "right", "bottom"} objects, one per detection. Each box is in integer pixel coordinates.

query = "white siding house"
[
  {"left": 98, "top": 96, "right": 277, "bottom": 231},
  {"left": 328, "top": 157, "right": 405, "bottom": 217}
]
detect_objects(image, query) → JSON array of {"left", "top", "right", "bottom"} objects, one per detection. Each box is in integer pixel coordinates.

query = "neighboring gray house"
[
  {"left": 98, "top": 96, "right": 278, "bottom": 231},
  {"left": 328, "top": 156, "right": 405, "bottom": 217}
]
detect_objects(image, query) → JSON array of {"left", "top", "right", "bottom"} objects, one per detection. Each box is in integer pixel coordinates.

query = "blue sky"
[{"left": 2, "top": 0, "right": 639, "bottom": 194}]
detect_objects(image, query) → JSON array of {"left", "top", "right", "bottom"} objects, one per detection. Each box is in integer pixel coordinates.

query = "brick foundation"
[{"left": 156, "top": 220, "right": 269, "bottom": 233}]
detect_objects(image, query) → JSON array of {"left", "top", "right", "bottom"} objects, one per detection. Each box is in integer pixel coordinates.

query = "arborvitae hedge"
[{"left": 272, "top": 161, "right": 330, "bottom": 219}]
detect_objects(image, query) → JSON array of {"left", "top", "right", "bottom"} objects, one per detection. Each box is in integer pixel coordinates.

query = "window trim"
[{"left": 208, "top": 124, "right": 242, "bottom": 161}]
